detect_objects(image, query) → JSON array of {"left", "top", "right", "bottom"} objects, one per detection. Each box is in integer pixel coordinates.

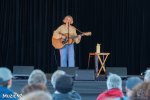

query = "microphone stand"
[
  {"left": 67, "top": 23, "right": 70, "bottom": 44},
  {"left": 67, "top": 23, "right": 70, "bottom": 67}
]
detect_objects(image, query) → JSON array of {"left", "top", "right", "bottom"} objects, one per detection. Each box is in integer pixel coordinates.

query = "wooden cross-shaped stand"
[{"left": 88, "top": 52, "right": 110, "bottom": 77}]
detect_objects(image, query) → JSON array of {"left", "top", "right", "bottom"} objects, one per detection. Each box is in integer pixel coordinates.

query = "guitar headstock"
[{"left": 82, "top": 32, "right": 92, "bottom": 36}]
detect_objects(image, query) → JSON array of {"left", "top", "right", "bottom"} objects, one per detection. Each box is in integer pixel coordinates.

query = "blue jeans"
[{"left": 60, "top": 44, "right": 75, "bottom": 67}]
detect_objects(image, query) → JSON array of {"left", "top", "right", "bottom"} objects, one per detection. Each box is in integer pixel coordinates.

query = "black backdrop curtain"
[{"left": 0, "top": 0, "right": 150, "bottom": 74}]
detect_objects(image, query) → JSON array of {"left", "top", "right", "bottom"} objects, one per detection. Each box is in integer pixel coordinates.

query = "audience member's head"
[
  {"left": 21, "top": 84, "right": 48, "bottom": 95},
  {"left": 55, "top": 74, "right": 73, "bottom": 93},
  {"left": 0, "top": 67, "right": 13, "bottom": 88},
  {"left": 107, "top": 73, "right": 122, "bottom": 90},
  {"left": 125, "top": 77, "right": 143, "bottom": 97},
  {"left": 144, "top": 69, "right": 150, "bottom": 82},
  {"left": 51, "top": 70, "right": 66, "bottom": 88},
  {"left": 20, "top": 91, "right": 52, "bottom": 100},
  {"left": 97, "top": 73, "right": 123, "bottom": 100},
  {"left": 129, "top": 82, "right": 150, "bottom": 100},
  {"left": 28, "top": 69, "right": 47, "bottom": 85}
]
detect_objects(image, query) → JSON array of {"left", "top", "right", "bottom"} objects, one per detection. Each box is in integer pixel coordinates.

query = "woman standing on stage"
[{"left": 52, "top": 15, "right": 81, "bottom": 67}]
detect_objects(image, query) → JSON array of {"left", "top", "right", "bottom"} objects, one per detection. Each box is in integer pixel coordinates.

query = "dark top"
[{"left": 53, "top": 90, "right": 81, "bottom": 100}]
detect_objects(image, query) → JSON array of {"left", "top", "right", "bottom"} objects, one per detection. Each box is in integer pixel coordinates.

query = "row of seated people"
[
  {"left": 0, "top": 67, "right": 150, "bottom": 100},
  {"left": 97, "top": 69, "right": 150, "bottom": 100}
]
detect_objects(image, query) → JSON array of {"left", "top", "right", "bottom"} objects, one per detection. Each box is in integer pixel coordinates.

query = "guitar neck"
[{"left": 70, "top": 34, "right": 84, "bottom": 39}]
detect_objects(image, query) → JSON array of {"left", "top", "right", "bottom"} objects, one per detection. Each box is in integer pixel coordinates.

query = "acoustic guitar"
[{"left": 52, "top": 32, "right": 92, "bottom": 49}]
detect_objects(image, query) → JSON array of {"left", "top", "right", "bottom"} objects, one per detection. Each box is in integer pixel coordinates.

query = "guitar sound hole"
[
  {"left": 62, "top": 41, "right": 65, "bottom": 44},
  {"left": 62, "top": 39, "right": 68, "bottom": 44}
]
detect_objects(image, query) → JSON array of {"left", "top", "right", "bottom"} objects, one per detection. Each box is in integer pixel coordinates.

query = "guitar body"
[
  {"left": 52, "top": 34, "right": 74, "bottom": 49},
  {"left": 52, "top": 38, "right": 65, "bottom": 49}
]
